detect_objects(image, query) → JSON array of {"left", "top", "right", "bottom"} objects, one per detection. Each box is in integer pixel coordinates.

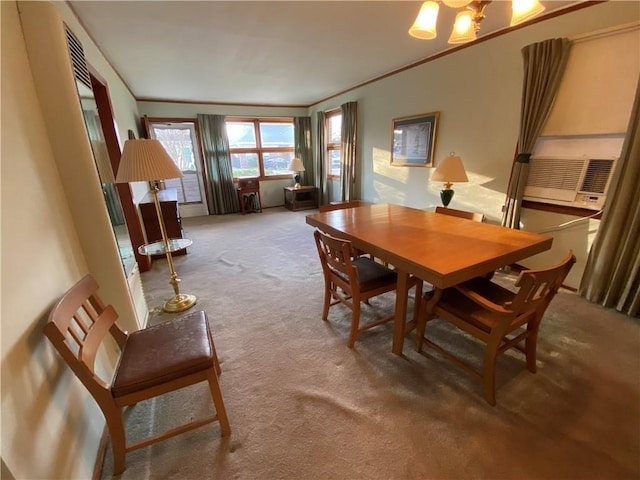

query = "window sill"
[{"left": 521, "top": 200, "right": 603, "bottom": 219}]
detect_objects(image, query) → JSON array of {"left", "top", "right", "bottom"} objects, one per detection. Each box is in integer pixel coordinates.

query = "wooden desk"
[
  {"left": 139, "top": 189, "right": 186, "bottom": 258},
  {"left": 236, "top": 178, "right": 262, "bottom": 214},
  {"left": 306, "top": 203, "right": 552, "bottom": 354},
  {"left": 284, "top": 186, "right": 318, "bottom": 211}
]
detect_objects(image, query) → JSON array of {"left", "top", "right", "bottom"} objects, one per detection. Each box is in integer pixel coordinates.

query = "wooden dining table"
[{"left": 305, "top": 203, "right": 553, "bottom": 355}]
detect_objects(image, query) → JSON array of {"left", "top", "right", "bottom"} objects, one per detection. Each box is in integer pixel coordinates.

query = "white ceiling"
[{"left": 68, "top": 1, "right": 579, "bottom": 106}]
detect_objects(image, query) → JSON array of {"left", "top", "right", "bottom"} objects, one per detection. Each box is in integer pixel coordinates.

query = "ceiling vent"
[
  {"left": 523, "top": 156, "right": 617, "bottom": 211},
  {"left": 64, "top": 25, "right": 91, "bottom": 91}
]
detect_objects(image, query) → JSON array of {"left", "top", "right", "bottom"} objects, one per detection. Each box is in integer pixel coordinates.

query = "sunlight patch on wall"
[
  {"left": 371, "top": 146, "right": 408, "bottom": 205},
  {"left": 427, "top": 171, "right": 505, "bottom": 221}
]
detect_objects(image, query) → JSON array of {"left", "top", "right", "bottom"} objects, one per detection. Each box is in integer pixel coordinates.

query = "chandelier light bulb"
[
  {"left": 448, "top": 10, "right": 476, "bottom": 44},
  {"left": 408, "top": 1, "right": 439, "bottom": 40},
  {"left": 511, "top": 0, "right": 546, "bottom": 26},
  {"left": 442, "top": 0, "right": 472, "bottom": 8}
]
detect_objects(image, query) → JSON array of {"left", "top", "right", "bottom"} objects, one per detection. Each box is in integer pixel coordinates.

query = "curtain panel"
[
  {"left": 501, "top": 38, "right": 572, "bottom": 229},
  {"left": 315, "top": 111, "right": 328, "bottom": 205},
  {"left": 197, "top": 114, "right": 239, "bottom": 214},
  {"left": 294, "top": 117, "right": 313, "bottom": 187},
  {"left": 340, "top": 101, "right": 357, "bottom": 202},
  {"left": 579, "top": 78, "right": 640, "bottom": 317}
]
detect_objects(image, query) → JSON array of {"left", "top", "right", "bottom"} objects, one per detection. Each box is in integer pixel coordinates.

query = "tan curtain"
[
  {"left": 294, "top": 117, "right": 312, "bottom": 187},
  {"left": 579, "top": 79, "right": 640, "bottom": 317},
  {"left": 315, "top": 111, "right": 328, "bottom": 205},
  {"left": 502, "top": 38, "right": 572, "bottom": 229},
  {"left": 197, "top": 114, "right": 239, "bottom": 214},
  {"left": 340, "top": 101, "right": 357, "bottom": 202}
]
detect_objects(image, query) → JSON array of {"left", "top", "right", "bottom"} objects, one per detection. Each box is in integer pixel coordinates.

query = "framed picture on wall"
[{"left": 390, "top": 112, "right": 440, "bottom": 167}]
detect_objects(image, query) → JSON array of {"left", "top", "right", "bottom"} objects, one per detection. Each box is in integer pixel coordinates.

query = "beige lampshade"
[
  {"left": 116, "top": 139, "right": 183, "bottom": 183},
  {"left": 510, "top": 0, "right": 545, "bottom": 26},
  {"left": 408, "top": 1, "right": 439, "bottom": 40},
  {"left": 431, "top": 155, "right": 469, "bottom": 183},
  {"left": 288, "top": 157, "right": 306, "bottom": 172},
  {"left": 448, "top": 10, "right": 477, "bottom": 44}
]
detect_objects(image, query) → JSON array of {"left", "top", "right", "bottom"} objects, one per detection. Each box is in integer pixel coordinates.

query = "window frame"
[
  {"left": 145, "top": 117, "right": 208, "bottom": 208},
  {"left": 325, "top": 109, "right": 342, "bottom": 180},
  {"left": 226, "top": 116, "right": 295, "bottom": 181}
]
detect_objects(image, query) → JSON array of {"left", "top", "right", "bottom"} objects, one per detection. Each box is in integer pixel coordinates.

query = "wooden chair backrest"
[
  {"left": 435, "top": 206, "right": 485, "bottom": 222},
  {"left": 313, "top": 229, "right": 357, "bottom": 291},
  {"left": 319, "top": 200, "right": 373, "bottom": 213},
  {"left": 44, "top": 275, "right": 127, "bottom": 392},
  {"left": 508, "top": 251, "right": 576, "bottom": 317}
]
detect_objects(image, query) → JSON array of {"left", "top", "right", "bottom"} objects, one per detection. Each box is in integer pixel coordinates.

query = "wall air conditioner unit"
[{"left": 523, "top": 156, "right": 617, "bottom": 211}]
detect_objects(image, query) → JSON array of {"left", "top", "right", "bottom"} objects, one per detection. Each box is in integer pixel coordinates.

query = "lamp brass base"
[{"left": 163, "top": 293, "right": 197, "bottom": 313}]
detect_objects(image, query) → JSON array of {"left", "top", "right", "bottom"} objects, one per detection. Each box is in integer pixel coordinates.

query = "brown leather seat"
[
  {"left": 112, "top": 311, "right": 219, "bottom": 397},
  {"left": 44, "top": 275, "right": 230, "bottom": 475}
]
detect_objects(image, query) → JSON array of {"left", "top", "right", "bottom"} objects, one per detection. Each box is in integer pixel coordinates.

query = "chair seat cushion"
[
  {"left": 112, "top": 311, "right": 214, "bottom": 398},
  {"left": 352, "top": 257, "right": 397, "bottom": 292},
  {"left": 427, "top": 278, "right": 516, "bottom": 332}
]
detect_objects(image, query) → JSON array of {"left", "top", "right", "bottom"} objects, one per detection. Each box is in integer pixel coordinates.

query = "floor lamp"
[{"left": 116, "top": 138, "right": 196, "bottom": 313}]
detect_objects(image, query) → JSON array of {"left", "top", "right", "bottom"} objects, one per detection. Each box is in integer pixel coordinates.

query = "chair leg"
[
  {"left": 322, "top": 283, "right": 332, "bottom": 321},
  {"left": 103, "top": 405, "right": 127, "bottom": 475},
  {"left": 210, "top": 336, "right": 222, "bottom": 376},
  {"left": 525, "top": 321, "right": 540, "bottom": 373},
  {"left": 412, "top": 280, "right": 423, "bottom": 324},
  {"left": 414, "top": 296, "right": 426, "bottom": 352},
  {"left": 482, "top": 342, "right": 500, "bottom": 406},
  {"left": 206, "top": 369, "right": 231, "bottom": 437},
  {"left": 347, "top": 300, "right": 361, "bottom": 348}
]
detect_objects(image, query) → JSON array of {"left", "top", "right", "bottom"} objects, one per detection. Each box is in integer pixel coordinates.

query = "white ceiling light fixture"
[{"left": 409, "top": 0, "right": 546, "bottom": 45}]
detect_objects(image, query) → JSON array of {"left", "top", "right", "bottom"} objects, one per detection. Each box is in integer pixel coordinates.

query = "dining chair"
[
  {"left": 44, "top": 275, "right": 231, "bottom": 475},
  {"left": 318, "top": 200, "right": 376, "bottom": 261},
  {"left": 435, "top": 206, "right": 485, "bottom": 222},
  {"left": 415, "top": 251, "right": 576, "bottom": 405},
  {"left": 314, "top": 229, "right": 422, "bottom": 348},
  {"left": 435, "top": 205, "right": 495, "bottom": 280}
]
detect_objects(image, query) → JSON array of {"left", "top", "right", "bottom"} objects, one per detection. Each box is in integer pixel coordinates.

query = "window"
[
  {"left": 149, "top": 121, "right": 206, "bottom": 206},
  {"left": 326, "top": 110, "right": 342, "bottom": 178},
  {"left": 226, "top": 118, "right": 294, "bottom": 179}
]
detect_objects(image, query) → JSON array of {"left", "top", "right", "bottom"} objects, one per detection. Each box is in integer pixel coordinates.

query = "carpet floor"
[{"left": 100, "top": 207, "right": 640, "bottom": 479}]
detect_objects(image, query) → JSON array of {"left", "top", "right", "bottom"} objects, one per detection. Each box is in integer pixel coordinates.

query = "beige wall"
[
  {"left": 2, "top": 2, "right": 637, "bottom": 478},
  {"left": 139, "top": 5, "right": 640, "bottom": 288},
  {"left": 139, "top": 102, "right": 309, "bottom": 208},
  {"left": 308, "top": 1, "right": 639, "bottom": 289},
  {"left": 140, "top": 3, "right": 639, "bottom": 289},
  {"left": 1, "top": 1, "right": 145, "bottom": 478},
  {"left": 2, "top": 2, "right": 99, "bottom": 478}
]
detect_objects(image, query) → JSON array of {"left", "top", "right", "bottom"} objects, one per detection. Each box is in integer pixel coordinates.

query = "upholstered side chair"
[{"left": 44, "top": 275, "right": 231, "bottom": 475}]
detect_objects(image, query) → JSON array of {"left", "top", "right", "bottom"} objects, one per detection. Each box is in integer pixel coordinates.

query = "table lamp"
[
  {"left": 431, "top": 153, "right": 469, "bottom": 207},
  {"left": 116, "top": 139, "right": 196, "bottom": 313},
  {"left": 288, "top": 157, "right": 305, "bottom": 189}
]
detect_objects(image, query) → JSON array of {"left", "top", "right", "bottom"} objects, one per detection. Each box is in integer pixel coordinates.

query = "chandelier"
[{"left": 409, "top": 0, "right": 546, "bottom": 44}]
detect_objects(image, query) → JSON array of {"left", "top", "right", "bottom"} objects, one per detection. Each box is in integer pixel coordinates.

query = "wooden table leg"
[{"left": 392, "top": 271, "right": 410, "bottom": 355}]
